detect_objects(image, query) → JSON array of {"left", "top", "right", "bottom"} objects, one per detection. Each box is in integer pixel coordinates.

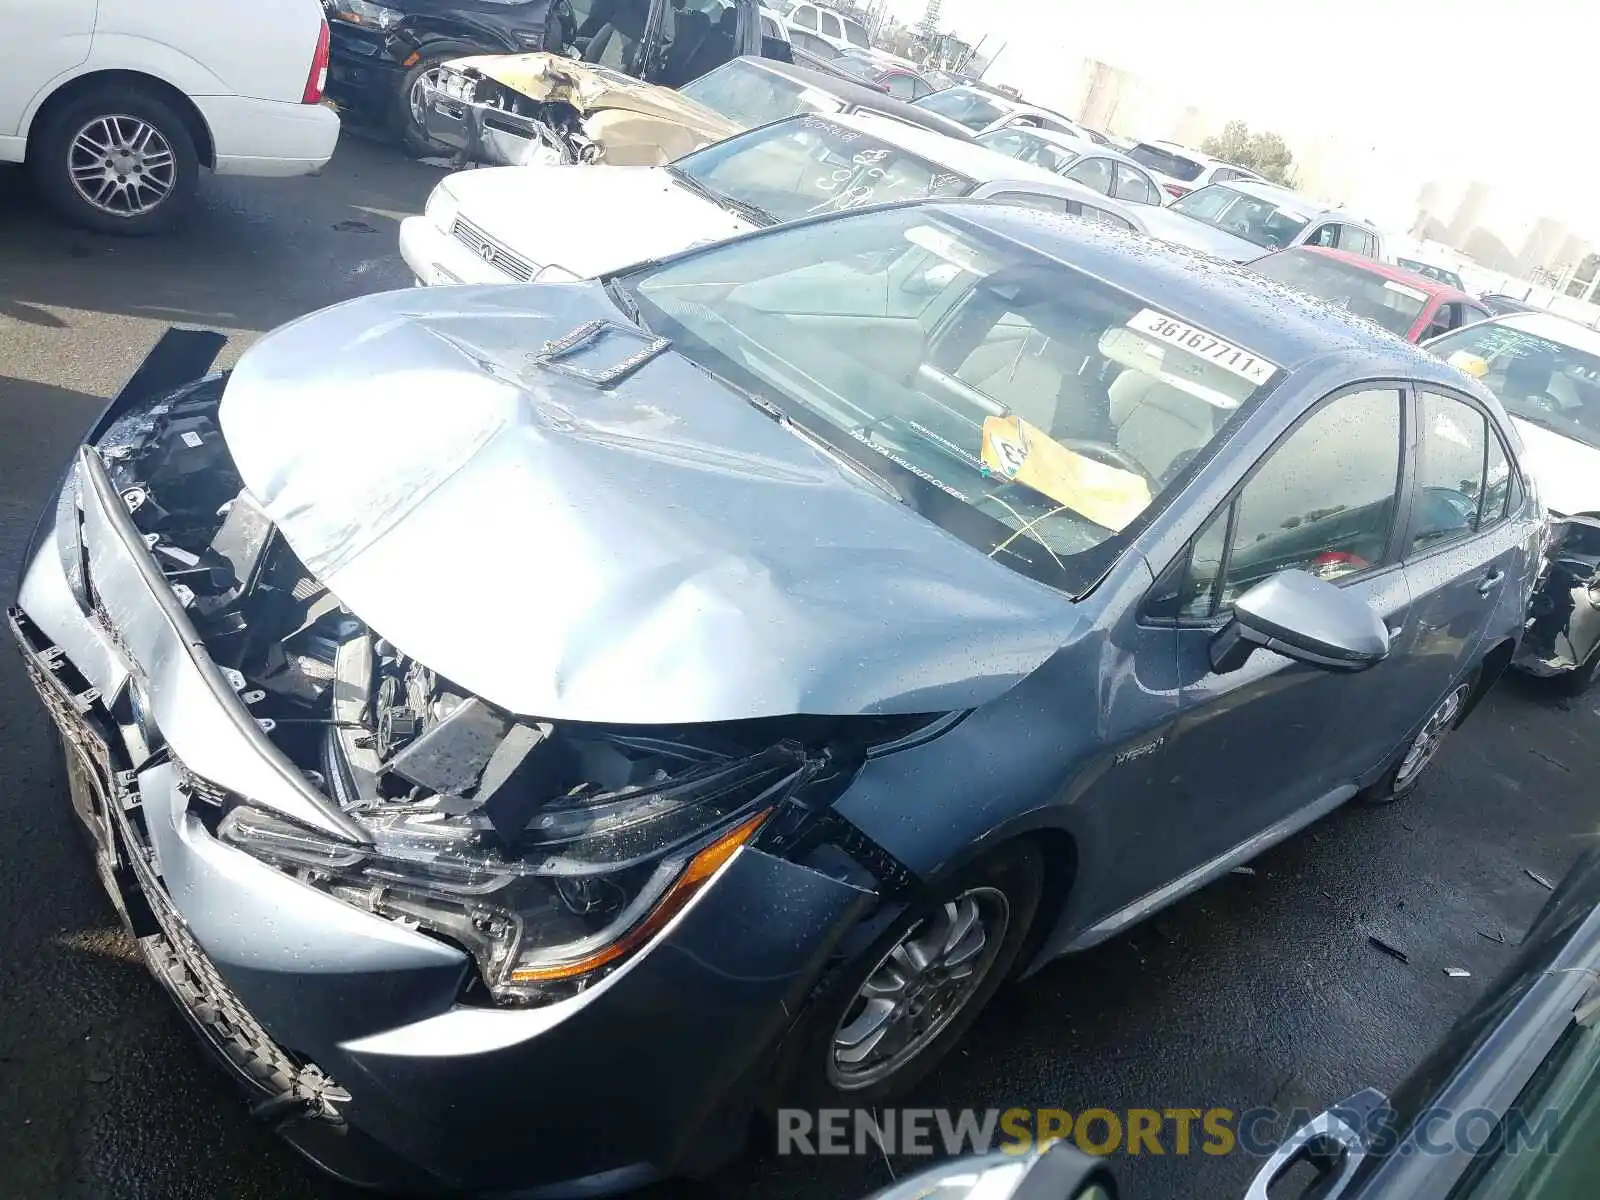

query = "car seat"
[
  {"left": 1109, "top": 369, "right": 1220, "bottom": 481},
  {"left": 583, "top": 0, "right": 651, "bottom": 73}
]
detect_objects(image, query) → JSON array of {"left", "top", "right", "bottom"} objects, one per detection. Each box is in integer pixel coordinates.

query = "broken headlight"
[
  {"left": 210, "top": 742, "right": 809, "bottom": 1006},
  {"left": 332, "top": 1, "right": 401, "bottom": 30}
]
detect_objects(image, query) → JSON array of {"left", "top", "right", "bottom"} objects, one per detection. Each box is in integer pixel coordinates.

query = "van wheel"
[
  {"left": 1359, "top": 671, "right": 1477, "bottom": 805},
  {"left": 31, "top": 84, "right": 199, "bottom": 236},
  {"left": 777, "top": 840, "right": 1043, "bottom": 1107}
]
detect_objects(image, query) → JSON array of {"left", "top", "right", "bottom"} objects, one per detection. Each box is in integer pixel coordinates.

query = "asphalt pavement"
[{"left": 2, "top": 132, "right": 1598, "bottom": 1200}]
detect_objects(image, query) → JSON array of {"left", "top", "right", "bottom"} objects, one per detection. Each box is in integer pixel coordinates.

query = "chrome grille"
[{"left": 451, "top": 216, "right": 537, "bottom": 282}]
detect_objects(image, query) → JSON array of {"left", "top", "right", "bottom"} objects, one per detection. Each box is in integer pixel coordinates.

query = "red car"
[{"left": 1249, "top": 245, "right": 1491, "bottom": 343}]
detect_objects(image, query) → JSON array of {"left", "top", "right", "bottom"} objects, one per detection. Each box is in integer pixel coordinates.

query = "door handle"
[{"left": 1476, "top": 568, "right": 1505, "bottom": 597}]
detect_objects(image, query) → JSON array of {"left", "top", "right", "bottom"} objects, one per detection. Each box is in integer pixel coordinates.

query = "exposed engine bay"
[
  {"left": 423, "top": 53, "right": 740, "bottom": 167},
  {"left": 92, "top": 377, "right": 921, "bottom": 1004}
]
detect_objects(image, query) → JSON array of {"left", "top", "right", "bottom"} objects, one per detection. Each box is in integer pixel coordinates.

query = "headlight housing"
[
  {"left": 205, "top": 742, "right": 811, "bottom": 1006},
  {"left": 332, "top": 1, "right": 402, "bottom": 30},
  {"left": 424, "top": 183, "right": 459, "bottom": 235}
]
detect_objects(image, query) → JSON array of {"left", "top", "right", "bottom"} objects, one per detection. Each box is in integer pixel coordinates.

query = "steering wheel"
[
  {"left": 1057, "top": 439, "right": 1156, "bottom": 486},
  {"left": 1524, "top": 391, "right": 1565, "bottom": 415}
]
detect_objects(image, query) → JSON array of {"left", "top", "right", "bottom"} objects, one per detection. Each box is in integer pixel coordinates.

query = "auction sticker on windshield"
[
  {"left": 1383, "top": 280, "right": 1428, "bottom": 302},
  {"left": 1125, "top": 308, "right": 1278, "bottom": 386}
]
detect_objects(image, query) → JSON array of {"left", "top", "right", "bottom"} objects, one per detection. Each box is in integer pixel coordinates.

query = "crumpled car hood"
[
  {"left": 450, "top": 52, "right": 740, "bottom": 138},
  {"left": 218, "top": 283, "right": 1083, "bottom": 724},
  {"left": 1135, "top": 206, "right": 1266, "bottom": 263},
  {"left": 446, "top": 163, "right": 754, "bottom": 278}
]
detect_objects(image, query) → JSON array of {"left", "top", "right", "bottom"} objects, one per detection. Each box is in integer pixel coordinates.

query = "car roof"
[
  {"left": 920, "top": 200, "right": 1478, "bottom": 380},
  {"left": 1282, "top": 246, "right": 1479, "bottom": 303},
  {"left": 1493, "top": 309, "right": 1600, "bottom": 355},
  {"left": 739, "top": 56, "right": 973, "bottom": 139},
  {"left": 830, "top": 110, "right": 1081, "bottom": 186}
]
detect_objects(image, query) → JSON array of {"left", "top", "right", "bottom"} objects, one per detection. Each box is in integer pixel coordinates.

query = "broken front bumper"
[
  {"left": 9, "top": 354, "right": 876, "bottom": 1195},
  {"left": 422, "top": 73, "right": 567, "bottom": 166},
  {"left": 1513, "top": 515, "right": 1600, "bottom": 678}
]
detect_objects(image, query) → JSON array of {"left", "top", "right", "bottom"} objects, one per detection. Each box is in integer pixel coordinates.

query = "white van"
[{"left": 0, "top": 0, "right": 339, "bottom": 234}]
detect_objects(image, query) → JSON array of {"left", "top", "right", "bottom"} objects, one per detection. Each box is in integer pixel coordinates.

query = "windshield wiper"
[
  {"left": 677, "top": 357, "right": 900, "bottom": 499},
  {"left": 664, "top": 165, "right": 775, "bottom": 227}
]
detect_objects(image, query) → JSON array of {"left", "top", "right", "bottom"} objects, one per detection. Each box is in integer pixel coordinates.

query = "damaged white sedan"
[{"left": 399, "top": 108, "right": 1148, "bottom": 286}]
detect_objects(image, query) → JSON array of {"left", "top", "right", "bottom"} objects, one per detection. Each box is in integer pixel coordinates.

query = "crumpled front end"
[
  {"left": 422, "top": 53, "right": 738, "bottom": 167},
  {"left": 1516, "top": 513, "right": 1600, "bottom": 679},
  {"left": 9, "top": 333, "right": 886, "bottom": 1193}
]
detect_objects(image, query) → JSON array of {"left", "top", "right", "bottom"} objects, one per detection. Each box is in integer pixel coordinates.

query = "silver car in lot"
[
  {"left": 975, "top": 125, "right": 1168, "bottom": 206},
  {"left": 1140, "top": 179, "right": 1387, "bottom": 263},
  {"left": 11, "top": 201, "right": 1539, "bottom": 1195}
]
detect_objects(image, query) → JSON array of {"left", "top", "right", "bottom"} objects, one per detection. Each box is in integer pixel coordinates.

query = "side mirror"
[
  {"left": 1210, "top": 570, "right": 1390, "bottom": 674},
  {"left": 866, "top": 1141, "right": 1118, "bottom": 1200},
  {"left": 1244, "top": 1087, "right": 1388, "bottom": 1200}
]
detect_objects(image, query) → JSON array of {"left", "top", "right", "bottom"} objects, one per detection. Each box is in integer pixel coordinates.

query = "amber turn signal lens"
[{"left": 508, "top": 808, "right": 771, "bottom": 983}]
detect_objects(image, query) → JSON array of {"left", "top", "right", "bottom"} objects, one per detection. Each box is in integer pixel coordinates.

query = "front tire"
[
  {"left": 31, "top": 84, "right": 200, "bottom": 236},
  {"left": 394, "top": 48, "right": 476, "bottom": 157},
  {"left": 779, "top": 840, "right": 1043, "bottom": 1107}
]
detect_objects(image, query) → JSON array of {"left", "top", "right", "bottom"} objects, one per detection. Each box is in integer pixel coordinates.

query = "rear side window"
[
  {"left": 1128, "top": 143, "right": 1203, "bottom": 181},
  {"left": 843, "top": 18, "right": 870, "bottom": 47},
  {"left": 1064, "top": 157, "right": 1114, "bottom": 195},
  {"left": 820, "top": 11, "right": 842, "bottom": 37},
  {"left": 1113, "top": 163, "right": 1158, "bottom": 205},
  {"left": 1341, "top": 227, "right": 1376, "bottom": 257},
  {"left": 1149, "top": 389, "right": 1405, "bottom": 620},
  {"left": 792, "top": 5, "right": 817, "bottom": 29},
  {"left": 1411, "top": 392, "right": 1509, "bottom": 552}
]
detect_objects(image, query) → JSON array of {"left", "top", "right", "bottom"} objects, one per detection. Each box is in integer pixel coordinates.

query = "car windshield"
[
  {"left": 976, "top": 128, "right": 1081, "bottom": 175},
  {"left": 1170, "top": 185, "right": 1311, "bottom": 249},
  {"left": 1397, "top": 257, "right": 1464, "bottom": 289},
  {"left": 680, "top": 59, "right": 845, "bottom": 127},
  {"left": 1128, "top": 144, "right": 1204, "bottom": 181},
  {"left": 671, "top": 116, "right": 975, "bottom": 224},
  {"left": 612, "top": 206, "right": 1283, "bottom": 594},
  {"left": 1250, "top": 250, "right": 1429, "bottom": 337},
  {"left": 915, "top": 87, "right": 1010, "bottom": 131},
  {"left": 1429, "top": 321, "right": 1600, "bottom": 452}
]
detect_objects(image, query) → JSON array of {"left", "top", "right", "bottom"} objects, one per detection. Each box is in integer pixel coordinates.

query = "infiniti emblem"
[{"left": 478, "top": 242, "right": 496, "bottom": 263}]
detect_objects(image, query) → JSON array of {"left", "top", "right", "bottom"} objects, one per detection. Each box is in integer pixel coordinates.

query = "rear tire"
[
  {"left": 1359, "top": 670, "right": 1478, "bottom": 805},
  {"left": 776, "top": 840, "right": 1043, "bottom": 1108},
  {"left": 31, "top": 83, "right": 200, "bottom": 236}
]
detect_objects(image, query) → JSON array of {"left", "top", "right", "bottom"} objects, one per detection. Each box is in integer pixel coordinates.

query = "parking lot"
[{"left": 1, "top": 133, "right": 1598, "bottom": 1200}]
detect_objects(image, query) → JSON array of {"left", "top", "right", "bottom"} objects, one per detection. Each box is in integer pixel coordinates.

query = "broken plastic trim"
[{"left": 75, "top": 445, "right": 367, "bottom": 844}]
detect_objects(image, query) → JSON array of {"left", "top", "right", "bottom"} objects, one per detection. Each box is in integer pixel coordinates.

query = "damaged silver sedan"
[{"left": 12, "top": 200, "right": 1539, "bottom": 1194}]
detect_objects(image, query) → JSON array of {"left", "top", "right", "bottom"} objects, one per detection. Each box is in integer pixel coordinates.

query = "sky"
[{"left": 884, "top": 0, "right": 1600, "bottom": 241}]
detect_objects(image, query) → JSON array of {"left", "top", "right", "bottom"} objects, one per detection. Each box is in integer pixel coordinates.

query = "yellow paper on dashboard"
[{"left": 980, "top": 415, "right": 1152, "bottom": 532}]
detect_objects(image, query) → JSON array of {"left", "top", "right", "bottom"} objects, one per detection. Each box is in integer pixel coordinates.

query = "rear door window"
[
  {"left": 842, "top": 19, "right": 870, "bottom": 47},
  {"left": 820, "top": 11, "right": 842, "bottom": 38},
  {"left": 792, "top": 4, "right": 817, "bottom": 29},
  {"left": 1064, "top": 156, "right": 1114, "bottom": 195},
  {"left": 1113, "top": 163, "right": 1158, "bottom": 204},
  {"left": 1340, "top": 227, "right": 1376, "bottom": 257}
]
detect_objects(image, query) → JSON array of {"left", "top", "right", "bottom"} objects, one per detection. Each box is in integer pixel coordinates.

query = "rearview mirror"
[
  {"left": 1210, "top": 570, "right": 1390, "bottom": 674},
  {"left": 867, "top": 1141, "right": 1118, "bottom": 1200}
]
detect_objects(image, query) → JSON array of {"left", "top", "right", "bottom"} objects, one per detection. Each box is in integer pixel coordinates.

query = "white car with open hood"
[{"left": 398, "top": 109, "right": 1148, "bottom": 286}]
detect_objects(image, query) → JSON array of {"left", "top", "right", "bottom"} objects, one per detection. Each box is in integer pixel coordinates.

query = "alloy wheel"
[
  {"left": 68, "top": 115, "right": 177, "bottom": 217},
  {"left": 1394, "top": 680, "right": 1471, "bottom": 791},
  {"left": 827, "top": 886, "right": 1011, "bottom": 1091},
  {"left": 409, "top": 67, "right": 446, "bottom": 132}
]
